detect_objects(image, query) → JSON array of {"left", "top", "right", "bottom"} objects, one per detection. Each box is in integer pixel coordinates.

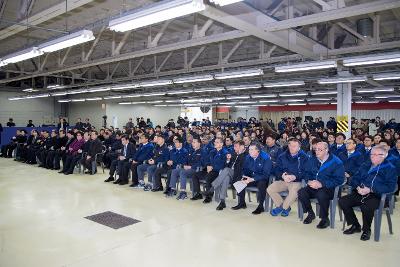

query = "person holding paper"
[
  {"left": 267, "top": 138, "right": 309, "bottom": 217},
  {"left": 298, "top": 141, "right": 345, "bottom": 229},
  {"left": 233, "top": 144, "right": 272, "bottom": 215}
]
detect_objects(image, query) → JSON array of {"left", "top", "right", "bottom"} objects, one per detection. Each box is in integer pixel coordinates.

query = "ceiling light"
[
  {"left": 356, "top": 87, "right": 394, "bottom": 93},
  {"left": 109, "top": 0, "right": 205, "bottom": 32},
  {"left": 226, "top": 84, "right": 261, "bottom": 91},
  {"left": 226, "top": 96, "right": 250, "bottom": 99},
  {"left": 311, "top": 91, "right": 337, "bottom": 95},
  {"left": 307, "top": 98, "right": 332, "bottom": 101},
  {"left": 71, "top": 99, "right": 86, "bottom": 102},
  {"left": 168, "top": 90, "right": 192, "bottom": 95},
  {"left": 47, "top": 84, "right": 65, "bottom": 89},
  {"left": 119, "top": 102, "right": 132, "bottom": 105},
  {"left": 252, "top": 94, "right": 277, "bottom": 98},
  {"left": 67, "top": 89, "right": 88, "bottom": 95},
  {"left": 389, "top": 100, "right": 400, "bottom": 103},
  {"left": 214, "top": 69, "right": 263, "bottom": 80},
  {"left": 146, "top": 100, "right": 164, "bottom": 104},
  {"left": 0, "top": 60, "right": 7, "bottom": 67},
  {"left": 287, "top": 103, "right": 306, "bottom": 106},
  {"left": 26, "top": 94, "right": 49, "bottom": 99},
  {"left": 372, "top": 73, "right": 400, "bottom": 81},
  {"left": 86, "top": 97, "right": 103, "bottom": 101},
  {"left": 280, "top": 93, "right": 307, "bottom": 97},
  {"left": 140, "top": 79, "right": 173, "bottom": 87},
  {"left": 22, "top": 88, "right": 39, "bottom": 92},
  {"left": 318, "top": 76, "right": 367, "bottom": 84},
  {"left": 209, "top": 0, "right": 243, "bottom": 6},
  {"left": 219, "top": 102, "right": 237, "bottom": 105},
  {"left": 174, "top": 74, "right": 214, "bottom": 84},
  {"left": 374, "top": 95, "right": 400, "bottom": 99},
  {"left": 258, "top": 100, "right": 277, "bottom": 103},
  {"left": 8, "top": 97, "right": 25, "bottom": 100},
  {"left": 87, "top": 87, "right": 110, "bottom": 93},
  {"left": 38, "top": 30, "right": 95, "bottom": 53},
  {"left": 343, "top": 53, "right": 400, "bottom": 67},
  {"left": 355, "top": 100, "right": 379, "bottom": 104},
  {"left": 103, "top": 95, "right": 122, "bottom": 99},
  {"left": 142, "top": 92, "right": 166, "bottom": 97},
  {"left": 111, "top": 84, "right": 140, "bottom": 90},
  {"left": 193, "top": 87, "right": 224, "bottom": 93},
  {"left": 58, "top": 99, "right": 71, "bottom": 103},
  {"left": 51, "top": 92, "right": 68, "bottom": 96},
  {"left": 154, "top": 104, "right": 168, "bottom": 107},
  {"left": 275, "top": 60, "right": 337, "bottom": 73},
  {"left": 3, "top": 47, "right": 43, "bottom": 64},
  {"left": 263, "top": 81, "right": 305, "bottom": 87},
  {"left": 282, "top": 99, "right": 303, "bottom": 102}
]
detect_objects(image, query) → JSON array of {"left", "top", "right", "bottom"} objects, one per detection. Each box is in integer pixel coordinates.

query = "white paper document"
[{"left": 233, "top": 180, "right": 247, "bottom": 194}]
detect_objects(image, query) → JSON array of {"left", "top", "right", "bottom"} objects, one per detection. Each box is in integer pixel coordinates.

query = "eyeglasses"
[
  {"left": 315, "top": 148, "right": 327, "bottom": 152},
  {"left": 370, "top": 153, "right": 384, "bottom": 157}
]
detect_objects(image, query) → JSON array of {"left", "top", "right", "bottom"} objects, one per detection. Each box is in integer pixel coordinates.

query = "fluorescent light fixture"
[
  {"left": 263, "top": 81, "right": 305, "bottom": 87},
  {"left": 8, "top": 97, "right": 25, "bottom": 100},
  {"left": 239, "top": 101, "right": 254, "bottom": 104},
  {"left": 318, "top": 76, "right": 367, "bottom": 84},
  {"left": 356, "top": 87, "right": 394, "bottom": 93},
  {"left": 389, "top": 100, "right": 400, "bottom": 103},
  {"left": 311, "top": 91, "right": 337, "bottom": 95},
  {"left": 174, "top": 74, "right": 214, "bottom": 84},
  {"left": 0, "top": 60, "right": 7, "bottom": 67},
  {"left": 226, "top": 84, "right": 261, "bottom": 91},
  {"left": 71, "top": 99, "right": 86, "bottom": 102},
  {"left": 26, "top": 94, "right": 49, "bottom": 99},
  {"left": 214, "top": 69, "right": 263, "bottom": 80},
  {"left": 130, "top": 101, "right": 147, "bottom": 105},
  {"left": 154, "top": 104, "right": 168, "bottom": 107},
  {"left": 58, "top": 99, "right": 71, "bottom": 103},
  {"left": 252, "top": 94, "right": 277, "bottom": 98},
  {"left": 47, "top": 84, "right": 64, "bottom": 89},
  {"left": 51, "top": 92, "right": 68, "bottom": 96},
  {"left": 87, "top": 87, "right": 110, "bottom": 93},
  {"left": 209, "top": 0, "right": 243, "bottom": 6},
  {"left": 343, "top": 53, "right": 400, "bottom": 67},
  {"left": 372, "top": 73, "right": 400, "bottom": 81},
  {"left": 3, "top": 47, "right": 43, "bottom": 64},
  {"left": 119, "top": 102, "right": 132, "bottom": 105},
  {"left": 86, "top": 97, "right": 103, "bottom": 101},
  {"left": 109, "top": 0, "right": 205, "bottom": 32},
  {"left": 165, "top": 100, "right": 178, "bottom": 103},
  {"left": 140, "top": 79, "right": 173, "bottom": 87},
  {"left": 38, "top": 30, "right": 95, "bottom": 53},
  {"left": 67, "top": 89, "right": 88, "bottom": 95},
  {"left": 288, "top": 103, "right": 306, "bottom": 106},
  {"left": 258, "top": 100, "right": 277, "bottom": 103},
  {"left": 236, "top": 106, "right": 251, "bottom": 108},
  {"left": 374, "top": 95, "right": 400, "bottom": 99},
  {"left": 168, "top": 90, "right": 192, "bottom": 95},
  {"left": 125, "top": 94, "right": 142, "bottom": 98},
  {"left": 226, "top": 96, "right": 250, "bottom": 99},
  {"left": 219, "top": 102, "right": 237, "bottom": 105},
  {"left": 111, "top": 84, "right": 141, "bottom": 90},
  {"left": 355, "top": 100, "right": 379, "bottom": 104},
  {"left": 103, "top": 95, "right": 122, "bottom": 99},
  {"left": 307, "top": 98, "right": 332, "bottom": 101},
  {"left": 275, "top": 60, "right": 337, "bottom": 73},
  {"left": 193, "top": 87, "right": 224, "bottom": 93},
  {"left": 279, "top": 93, "right": 307, "bottom": 97},
  {"left": 142, "top": 92, "right": 166, "bottom": 97},
  {"left": 282, "top": 99, "right": 303, "bottom": 102},
  {"left": 146, "top": 100, "right": 164, "bottom": 104},
  {"left": 211, "top": 97, "right": 225, "bottom": 101},
  {"left": 22, "top": 88, "right": 39, "bottom": 92}
]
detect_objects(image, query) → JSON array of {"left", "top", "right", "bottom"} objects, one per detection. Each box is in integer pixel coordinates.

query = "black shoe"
[
  {"left": 343, "top": 224, "right": 362, "bottom": 235},
  {"left": 190, "top": 193, "right": 203, "bottom": 200},
  {"left": 203, "top": 196, "right": 212, "bottom": 204},
  {"left": 303, "top": 212, "right": 316, "bottom": 224},
  {"left": 119, "top": 181, "right": 128, "bottom": 185},
  {"left": 64, "top": 172, "right": 70, "bottom": 175},
  {"left": 231, "top": 203, "right": 247, "bottom": 210},
  {"left": 163, "top": 188, "right": 171, "bottom": 194},
  {"left": 360, "top": 230, "right": 371, "bottom": 241},
  {"left": 252, "top": 206, "right": 265, "bottom": 215},
  {"left": 113, "top": 179, "right": 121, "bottom": 184},
  {"left": 151, "top": 186, "right": 164, "bottom": 192},
  {"left": 84, "top": 171, "right": 92, "bottom": 174},
  {"left": 216, "top": 202, "right": 226, "bottom": 211},
  {"left": 316, "top": 218, "right": 330, "bottom": 229},
  {"left": 104, "top": 177, "right": 114, "bottom": 182},
  {"left": 129, "top": 183, "right": 138, "bottom": 187},
  {"left": 58, "top": 170, "right": 64, "bottom": 174},
  {"left": 38, "top": 164, "right": 44, "bottom": 168}
]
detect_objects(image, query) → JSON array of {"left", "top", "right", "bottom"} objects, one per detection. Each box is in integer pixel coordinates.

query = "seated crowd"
[{"left": 1, "top": 116, "right": 399, "bottom": 242}]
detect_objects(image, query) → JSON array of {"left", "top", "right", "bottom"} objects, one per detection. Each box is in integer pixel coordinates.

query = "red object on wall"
[
  {"left": 258, "top": 103, "right": 400, "bottom": 112},
  {"left": 216, "top": 107, "right": 230, "bottom": 113}
]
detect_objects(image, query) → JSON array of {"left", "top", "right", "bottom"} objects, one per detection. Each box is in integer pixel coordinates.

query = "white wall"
[
  {"left": 181, "top": 106, "right": 212, "bottom": 122},
  {"left": 230, "top": 107, "right": 259, "bottom": 121},
  {"left": 68, "top": 101, "right": 105, "bottom": 129},
  {"left": 0, "top": 91, "right": 61, "bottom": 126}
]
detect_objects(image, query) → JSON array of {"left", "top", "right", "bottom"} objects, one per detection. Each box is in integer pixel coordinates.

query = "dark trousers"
[
  {"left": 298, "top": 186, "right": 334, "bottom": 219},
  {"left": 396, "top": 176, "right": 399, "bottom": 196},
  {"left": 130, "top": 162, "right": 140, "bottom": 185},
  {"left": 46, "top": 151, "right": 56, "bottom": 168},
  {"left": 54, "top": 150, "right": 66, "bottom": 169},
  {"left": 119, "top": 161, "right": 132, "bottom": 183},
  {"left": 63, "top": 154, "right": 82, "bottom": 174},
  {"left": 238, "top": 179, "right": 268, "bottom": 207},
  {"left": 153, "top": 166, "right": 173, "bottom": 189},
  {"left": 81, "top": 156, "right": 95, "bottom": 172},
  {"left": 339, "top": 191, "right": 380, "bottom": 231},
  {"left": 192, "top": 170, "right": 219, "bottom": 194},
  {"left": 39, "top": 150, "right": 49, "bottom": 165},
  {"left": 27, "top": 148, "right": 39, "bottom": 163},
  {"left": 5, "top": 143, "right": 17, "bottom": 157},
  {"left": 109, "top": 159, "right": 127, "bottom": 178},
  {"left": 104, "top": 152, "right": 118, "bottom": 168}
]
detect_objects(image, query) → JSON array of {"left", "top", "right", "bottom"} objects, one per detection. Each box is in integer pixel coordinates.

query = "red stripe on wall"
[
  {"left": 258, "top": 103, "right": 400, "bottom": 112},
  {"left": 216, "top": 107, "right": 230, "bottom": 112}
]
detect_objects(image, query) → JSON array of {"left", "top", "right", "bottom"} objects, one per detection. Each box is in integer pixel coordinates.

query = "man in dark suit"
[
  {"left": 105, "top": 135, "right": 135, "bottom": 183},
  {"left": 82, "top": 131, "right": 103, "bottom": 174},
  {"left": 45, "top": 130, "right": 68, "bottom": 169},
  {"left": 54, "top": 130, "right": 75, "bottom": 170}
]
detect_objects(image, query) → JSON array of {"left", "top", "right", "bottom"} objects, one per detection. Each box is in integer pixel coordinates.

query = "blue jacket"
[
  {"left": 224, "top": 144, "right": 234, "bottom": 155},
  {"left": 207, "top": 148, "right": 227, "bottom": 172},
  {"left": 263, "top": 144, "right": 282, "bottom": 165},
  {"left": 357, "top": 144, "right": 373, "bottom": 162},
  {"left": 304, "top": 154, "right": 345, "bottom": 189},
  {"left": 169, "top": 147, "right": 188, "bottom": 168},
  {"left": 242, "top": 151, "right": 272, "bottom": 181},
  {"left": 330, "top": 144, "right": 346, "bottom": 158},
  {"left": 275, "top": 150, "right": 309, "bottom": 182},
  {"left": 187, "top": 147, "right": 208, "bottom": 170},
  {"left": 386, "top": 153, "right": 400, "bottom": 176},
  {"left": 152, "top": 143, "right": 169, "bottom": 164},
  {"left": 351, "top": 159, "right": 397, "bottom": 195},
  {"left": 342, "top": 150, "right": 364, "bottom": 176},
  {"left": 133, "top": 142, "right": 154, "bottom": 163}
]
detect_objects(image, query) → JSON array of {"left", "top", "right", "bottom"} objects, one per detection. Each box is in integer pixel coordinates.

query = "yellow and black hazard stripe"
[{"left": 337, "top": 120, "right": 349, "bottom": 133}]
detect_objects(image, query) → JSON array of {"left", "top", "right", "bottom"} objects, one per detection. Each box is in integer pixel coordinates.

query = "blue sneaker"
[
  {"left": 270, "top": 207, "right": 284, "bottom": 216},
  {"left": 281, "top": 207, "right": 291, "bottom": 217}
]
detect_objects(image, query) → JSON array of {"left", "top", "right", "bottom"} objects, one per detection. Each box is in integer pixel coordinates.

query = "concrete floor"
[{"left": 0, "top": 158, "right": 398, "bottom": 267}]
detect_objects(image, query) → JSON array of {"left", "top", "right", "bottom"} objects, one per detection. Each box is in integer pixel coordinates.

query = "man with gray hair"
[
  {"left": 339, "top": 145, "right": 397, "bottom": 241},
  {"left": 298, "top": 141, "right": 345, "bottom": 229}
]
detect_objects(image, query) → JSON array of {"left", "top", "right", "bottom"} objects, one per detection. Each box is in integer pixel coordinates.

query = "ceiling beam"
[
  {"left": 0, "top": 0, "right": 95, "bottom": 41},
  {"left": 265, "top": 0, "right": 400, "bottom": 32},
  {"left": 200, "top": 3, "right": 326, "bottom": 58}
]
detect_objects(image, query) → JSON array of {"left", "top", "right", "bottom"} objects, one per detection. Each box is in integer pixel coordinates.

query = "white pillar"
[{"left": 336, "top": 82, "right": 352, "bottom": 139}]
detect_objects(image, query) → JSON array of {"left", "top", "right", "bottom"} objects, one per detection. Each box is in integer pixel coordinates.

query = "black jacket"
[
  {"left": 228, "top": 152, "right": 247, "bottom": 183},
  {"left": 88, "top": 138, "right": 103, "bottom": 157}
]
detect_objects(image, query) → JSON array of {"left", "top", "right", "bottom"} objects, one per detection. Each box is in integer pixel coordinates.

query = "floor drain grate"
[{"left": 85, "top": 211, "right": 141, "bottom": 229}]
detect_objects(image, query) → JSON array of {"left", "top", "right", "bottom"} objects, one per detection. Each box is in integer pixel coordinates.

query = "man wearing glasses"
[
  {"left": 298, "top": 141, "right": 345, "bottom": 229},
  {"left": 339, "top": 145, "right": 397, "bottom": 241}
]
